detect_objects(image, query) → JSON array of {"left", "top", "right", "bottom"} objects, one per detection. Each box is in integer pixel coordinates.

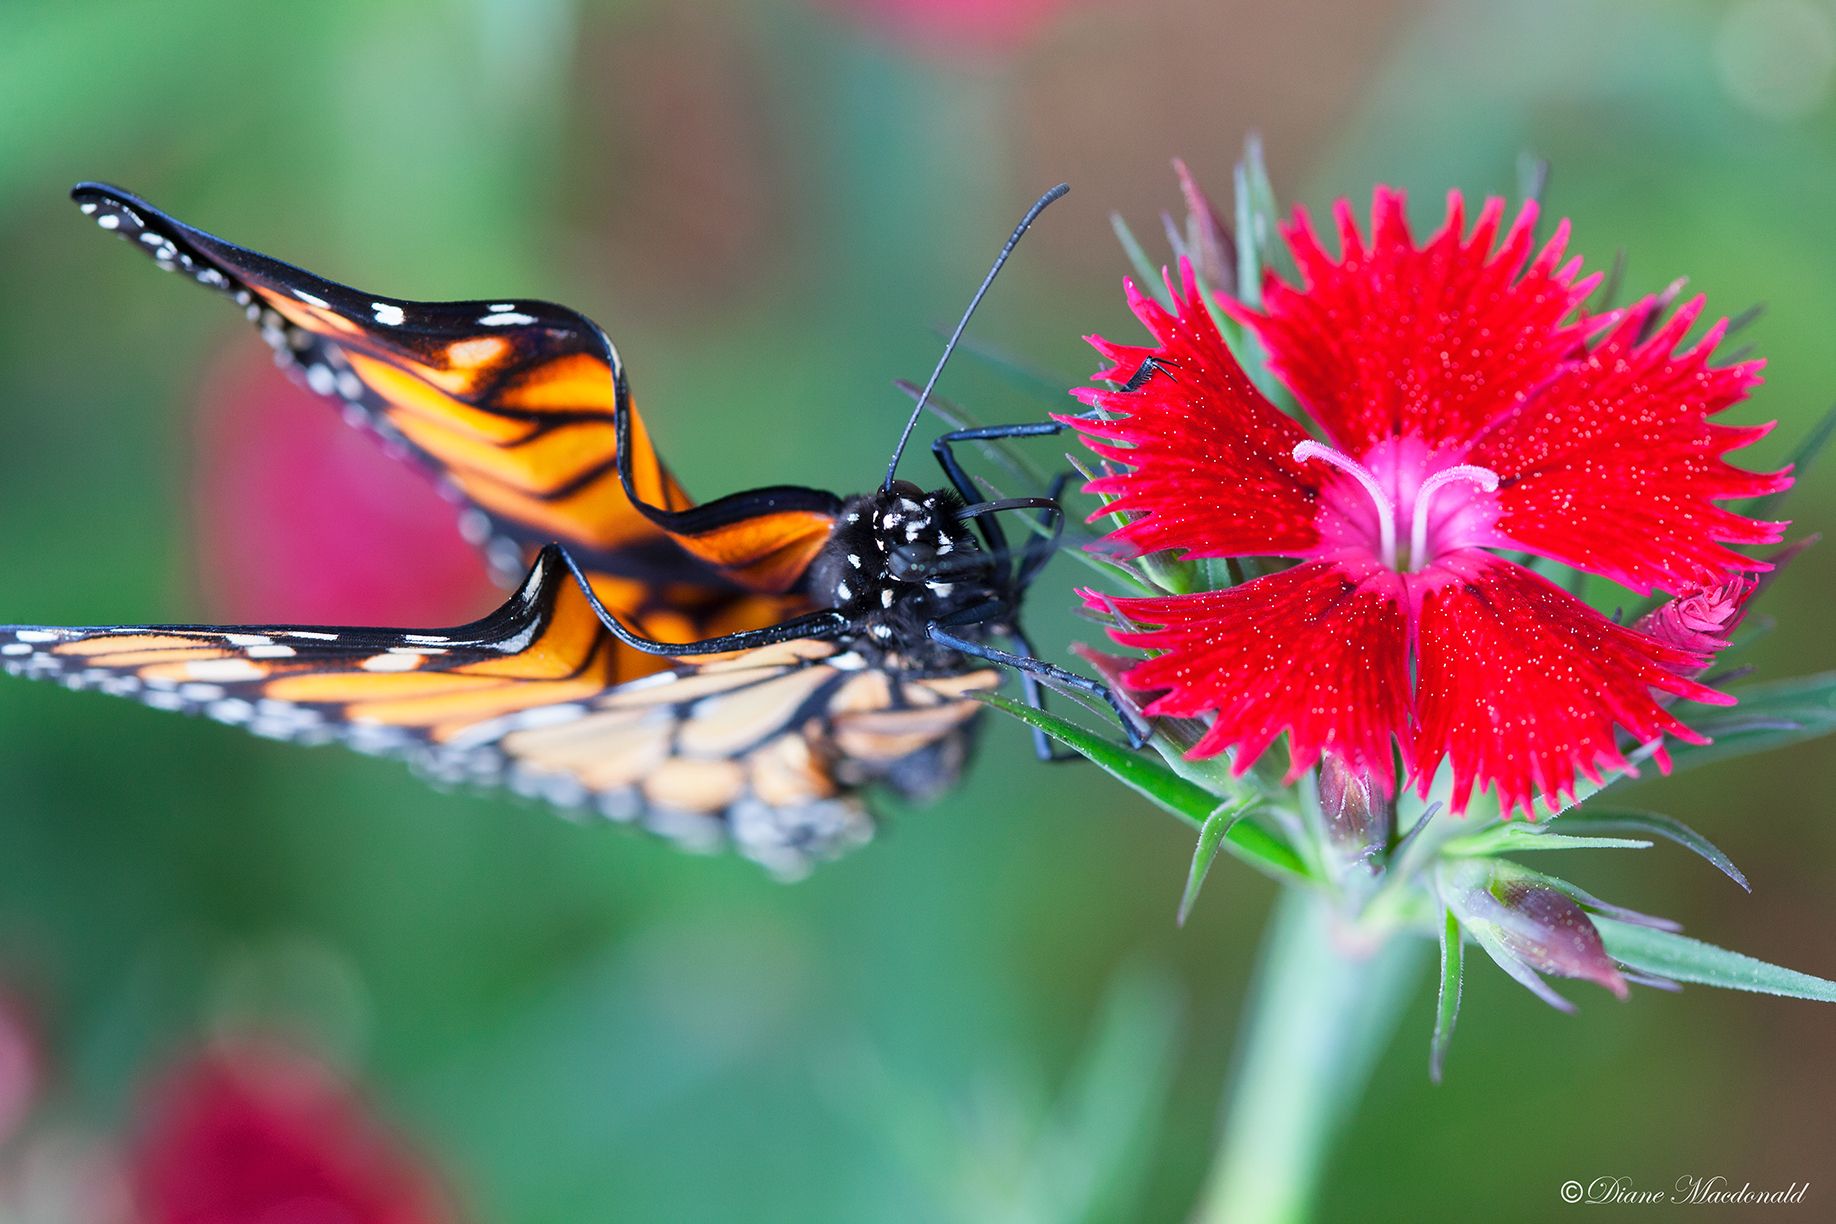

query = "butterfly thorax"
[{"left": 807, "top": 482, "right": 1004, "bottom": 671}]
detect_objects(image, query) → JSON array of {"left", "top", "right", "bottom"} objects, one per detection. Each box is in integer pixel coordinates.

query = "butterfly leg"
[
  {"left": 1013, "top": 472, "right": 1070, "bottom": 590},
  {"left": 926, "top": 619, "right": 1148, "bottom": 749},
  {"left": 936, "top": 469, "right": 1105, "bottom": 762},
  {"left": 930, "top": 421, "right": 1065, "bottom": 557},
  {"left": 965, "top": 477, "right": 1072, "bottom": 760},
  {"left": 1005, "top": 622, "right": 1085, "bottom": 763}
]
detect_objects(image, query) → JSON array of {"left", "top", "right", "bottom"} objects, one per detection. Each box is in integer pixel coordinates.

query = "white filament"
[
  {"left": 1410, "top": 464, "right": 1500, "bottom": 571},
  {"left": 1293, "top": 440, "right": 1398, "bottom": 568}
]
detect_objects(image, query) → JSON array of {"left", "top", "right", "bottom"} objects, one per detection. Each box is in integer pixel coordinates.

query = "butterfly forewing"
[{"left": 70, "top": 184, "right": 840, "bottom": 603}]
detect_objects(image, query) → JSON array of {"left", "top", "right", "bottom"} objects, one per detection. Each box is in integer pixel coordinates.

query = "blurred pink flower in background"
[
  {"left": 192, "top": 348, "right": 495, "bottom": 628},
  {"left": 0, "top": 986, "right": 41, "bottom": 1150},
  {"left": 824, "top": 0, "right": 1081, "bottom": 52},
  {"left": 0, "top": 979, "right": 131, "bottom": 1222},
  {"left": 129, "top": 1039, "right": 461, "bottom": 1224}
]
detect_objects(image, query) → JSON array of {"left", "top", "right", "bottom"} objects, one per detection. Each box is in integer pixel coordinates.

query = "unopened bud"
[
  {"left": 1635, "top": 575, "right": 1756, "bottom": 668},
  {"left": 1317, "top": 752, "right": 1392, "bottom": 878},
  {"left": 1440, "top": 859, "right": 1629, "bottom": 1006},
  {"left": 1172, "top": 158, "right": 1235, "bottom": 292}
]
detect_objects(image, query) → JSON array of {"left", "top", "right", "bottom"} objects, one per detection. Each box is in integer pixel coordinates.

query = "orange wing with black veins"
[
  {"left": 70, "top": 184, "right": 841, "bottom": 616},
  {"left": 0, "top": 546, "right": 998, "bottom": 876}
]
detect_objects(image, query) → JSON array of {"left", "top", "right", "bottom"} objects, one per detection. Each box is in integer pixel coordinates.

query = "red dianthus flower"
[
  {"left": 130, "top": 1040, "right": 459, "bottom": 1224},
  {"left": 1067, "top": 189, "right": 1791, "bottom": 817}
]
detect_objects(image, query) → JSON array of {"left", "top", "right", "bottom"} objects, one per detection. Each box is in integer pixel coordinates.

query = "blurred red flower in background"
[
  {"left": 130, "top": 1039, "right": 461, "bottom": 1224},
  {"left": 192, "top": 347, "right": 494, "bottom": 628},
  {"left": 0, "top": 963, "right": 460, "bottom": 1224}
]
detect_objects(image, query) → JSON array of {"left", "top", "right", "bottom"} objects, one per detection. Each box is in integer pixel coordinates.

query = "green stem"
[{"left": 1191, "top": 889, "right": 1426, "bottom": 1224}]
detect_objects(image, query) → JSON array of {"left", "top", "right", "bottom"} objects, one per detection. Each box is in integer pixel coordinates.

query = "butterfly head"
[{"left": 811, "top": 481, "right": 1004, "bottom": 665}]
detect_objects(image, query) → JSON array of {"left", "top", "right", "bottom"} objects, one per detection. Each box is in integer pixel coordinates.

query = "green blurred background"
[{"left": 1, "top": 0, "right": 1832, "bottom": 1219}]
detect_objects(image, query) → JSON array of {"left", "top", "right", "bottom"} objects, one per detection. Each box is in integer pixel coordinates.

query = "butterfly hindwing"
[
  {"left": 70, "top": 184, "right": 842, "bottom": 600},
  {"left": 0, "top": 547, "right": 998, "bottom": 875}
]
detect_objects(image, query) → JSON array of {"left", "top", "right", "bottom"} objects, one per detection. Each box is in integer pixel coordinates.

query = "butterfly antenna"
[{"left": 883, "top": 183, "right": 1070, "bottom": 491}]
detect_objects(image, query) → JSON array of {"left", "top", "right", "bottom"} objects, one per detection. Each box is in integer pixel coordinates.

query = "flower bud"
[
  {"left": 1439, "top": 859, "right": 1629, "bottom": 1008},
  {"left": 1316, "top": 752, "right": 1392, "bottom": 879},
  {"left": 1634, "top": 575, "right": 1756, "bottom": 666},
  {"left": 1172, "top": 158, "right": 1235, "bottom": 292}
]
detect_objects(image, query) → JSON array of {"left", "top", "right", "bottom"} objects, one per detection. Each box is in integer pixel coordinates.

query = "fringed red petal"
[
  {"left": 1411, "top": 552, "right": 1731, "bottom": 818},
  {"left": 1061, "top": 262, "right": 1321, "bottom": 560},
  {"left": 1468, "top": 294, "right": 1791, "bottom": 596},
  {"left": 1090, "top": 558, "right": 1412, "bottom": 791},
  {"left": 1229, "top": 188, "right": 1598, "bottom": 455}
]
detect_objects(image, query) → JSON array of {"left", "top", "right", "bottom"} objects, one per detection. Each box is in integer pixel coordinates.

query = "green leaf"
[
  {"left": 1660, "top": 671, "right": 1836, "bottom": 774},
  {"left": 1203, "top": 556, "right": 1244, "bottom": 592},
  {"left": 976, "top": 695, "right": 1211, "bottom": 821},
  {"left": 1143, "top": 729, "right": 1256, "bottom": 799},
  {"left": 1595, "top": 918, "right": 1836, "bottom": 1002},
  {"left": 1431, "top": 907, "right": 1462, "bottom": 1083},
  {"left": 975, "top": 693, "right": 1309, "bottom": 882},
  {"left": 1439, "top": 824, "right": 1652, "bottom": 857},
  {"left": 1552, "top": 807, "right": 1749, "bottom": 891},
  {"left": 1224, "top": 138, "right": 1302, "bottom": 415},
  {"left": 1136, "top": 552, "right": 1198, "bottom": 595},
  {"left": 1110, "top": 213, "right": 1168, "bottom": 306},
  {"left": 1177, "top": 800, "right": 1251, "bottom": 926},
  {"left": 1232, "top": 135, "right": 1280, "bottom": 308}
]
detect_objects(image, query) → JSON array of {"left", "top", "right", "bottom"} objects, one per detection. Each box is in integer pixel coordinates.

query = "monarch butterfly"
[{"left": 1, "top": 183, "right": 1135, "bottom": 876}]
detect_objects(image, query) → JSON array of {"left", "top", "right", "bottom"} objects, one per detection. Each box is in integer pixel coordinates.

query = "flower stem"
[{"left": 1192, "top": 888, "right": 1427, "bottom": 1224}]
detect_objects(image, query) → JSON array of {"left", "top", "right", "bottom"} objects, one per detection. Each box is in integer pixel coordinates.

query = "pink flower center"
[{"left": 1292, "top": 437, "right": 1501, "bottom": 572}]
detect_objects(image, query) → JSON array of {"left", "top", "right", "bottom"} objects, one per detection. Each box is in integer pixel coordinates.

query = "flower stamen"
[
  {"left": 1409, "top": 464, "right": 1500, "bottom": 572},
  {"left": 1293, "top": 439, "right": 1397, "bottom": 567}
]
